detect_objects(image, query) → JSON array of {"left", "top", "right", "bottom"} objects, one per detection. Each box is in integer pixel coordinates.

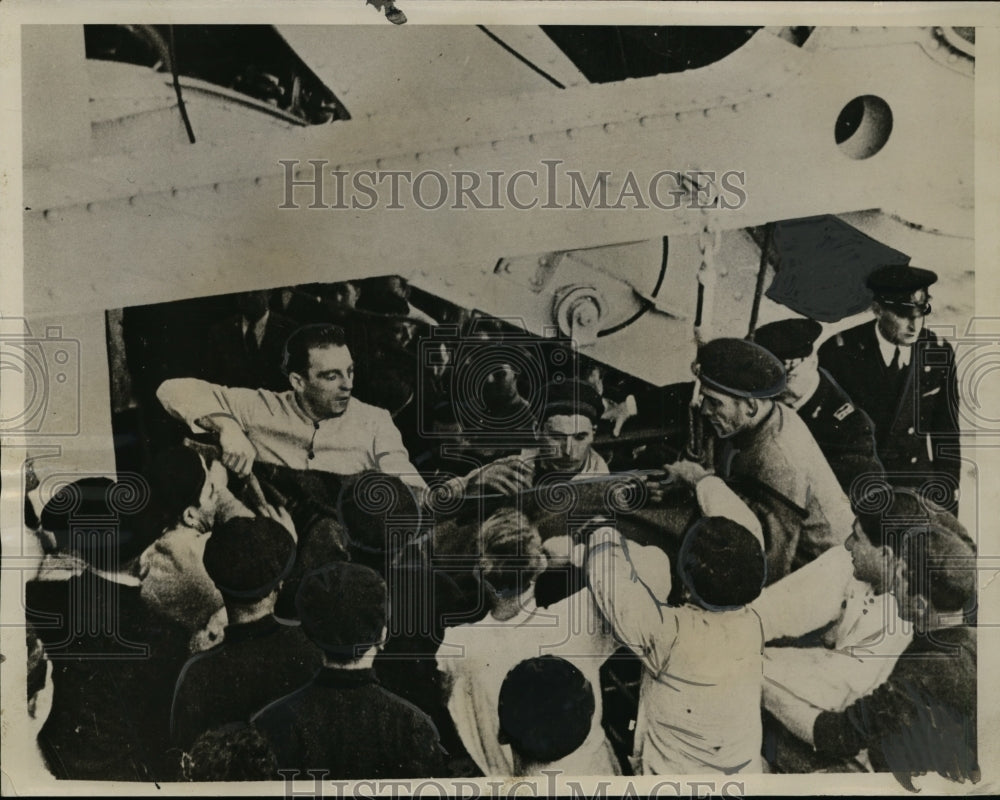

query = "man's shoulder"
[
  {"left": 251, "top": 674, "right": 317, "bottom": 721},
  {"left": 818, "top": 321, "right": 875, "bottom": 357},
  {"left": 813, "top": 369, "right": 868, "bottom": 425},
  {"left": 373, "top": 681, "right": 440, "bottom": 732},
  {"left": 346, "top": 397, "right": 395, "bottom": 422},
  {"left": 917, "top": 327, "right": 955, "bottom": 352}
]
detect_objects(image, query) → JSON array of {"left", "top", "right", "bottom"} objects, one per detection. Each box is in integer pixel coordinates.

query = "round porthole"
[{"left": 835, "top": 95, "right": 893, "bottom": 160}]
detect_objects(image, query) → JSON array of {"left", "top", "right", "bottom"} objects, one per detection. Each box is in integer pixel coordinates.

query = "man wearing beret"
[
  {"left": 252, "top": 563, "right": 447, "bottom": 778},
  {"left": 666, "top": 338, "right": 856, "bottom": 583},
  {"left": 170, "top": 516, "right": 322, "bottom": 750},
  {"left": 753, "top": 318, "right": 883, "bottom": 493},
  {"left": 818, "top": 265, "right": 961, "bottom": 512}
]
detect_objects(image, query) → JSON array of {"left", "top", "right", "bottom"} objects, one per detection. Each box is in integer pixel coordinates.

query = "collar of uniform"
[
  {"left": 873, "top": 321, "right": 912, "bottom": 368},
  {"left": 223, "top": 614, "right": 282, "bottom": 644},
  {"left": 789, "top": 369, "right": 822, "bottom": 411},
  {"left": 314, "top": 666, "right": 378, "bottom": 688}
]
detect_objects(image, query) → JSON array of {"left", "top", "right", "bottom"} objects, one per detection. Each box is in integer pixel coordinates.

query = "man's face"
[
  {"left": 845, "top": 519, "right": 890, "bottom": 593},
  {"left": 780, "top": 352, "right": 819, "bottom": 404},
  {"left": 390, "top": 320, "right": 417, "bottom": 349},
  {"left": 433, "top": 420, "right": 468, "bottom": 450},
  {"left": 875, "top": 299, "right": 927, "bottom": 347},
  {"left": 699, "top": 386, "right": 754, "bottom": 438},
  {"left": 483, "top": 363, "right": 519, "bottom": 403},
  {"left": 235, "top": 290, "right": 270, "bottom": 322},
  {"left": 293, "top": 344, "right": 354, "bottom": 418},
  {"left": 537, "top": 414, "right": 594, "bottom": 473}
]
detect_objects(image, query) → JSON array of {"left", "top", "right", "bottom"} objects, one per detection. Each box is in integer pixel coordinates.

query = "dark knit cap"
[
  {"left": 39, "top": 477, "right": 143, "bottom": 564},
  {"left": 202, "top": 516, "right": 296, "bottom": 600},
  {"left": 678, "top": 516, "right": 767, "bottom": 609},
  {"left": 498, "top": 656, "right": 595, "bottom": 764},
  {"left": 295, "top": 562, "right": 388, "bottom": 658},
  {"left": 694, "top": 338, "right": 786, "bottom": 399},
  {"left": 541, "top": 379, "right": 603, "bottom": 425},
  {"left": 751, "top": 318, "right": 824, "bottom": 362}
]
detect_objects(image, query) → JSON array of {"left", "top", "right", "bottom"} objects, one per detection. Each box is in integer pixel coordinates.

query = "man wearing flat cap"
[
  {"left": 819, "top": 265, "right": 961, "bottom": 512},
  {"left": 666, "top": 338, "right": 856, "bottom": 583},
  {"left": 753, "top": 318, "right": 883, "bottom": 492},
  {"left": 252, "top": 563, "right": 447, "bottom": 778},
  {"left": 170, "top": 516, "right": 321, "bottom": 750}
]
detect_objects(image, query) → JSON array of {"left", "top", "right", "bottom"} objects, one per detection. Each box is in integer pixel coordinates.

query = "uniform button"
[
  {"left": 911, "top": 456, "right": 919, "bottom": 464},
  {"left": 907, "top": 427, "right": 915, "bottom": 434}
]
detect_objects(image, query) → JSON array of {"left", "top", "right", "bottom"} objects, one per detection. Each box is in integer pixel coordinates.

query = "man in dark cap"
[
  {"left": 582, "top": 517, "right": 768, "bottom": 774},
  {"left": 665, "top": 338, "right": 856, "bottom": 582},
  {"left": 251, "top": 563, "right": 447, "bottom": 778},
  {"left": 753, "top": 318, "right": 883, "bottom": 492},
  {"left": 818, "top": 265, "right": 960, "bottom": 511},
  {"left": 170, "top": 516, "right": 322, "bottom": 750},
  {"left": 764, "top": 511, "right": 978, "bottom": 790},
  {"left": 456, "top": 379, "right": 609, "bottom": 496}
]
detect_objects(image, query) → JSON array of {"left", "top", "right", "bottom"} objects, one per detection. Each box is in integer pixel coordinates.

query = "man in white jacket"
[{"left": 157, "top": 324, "right": 426, "bottom": 495}]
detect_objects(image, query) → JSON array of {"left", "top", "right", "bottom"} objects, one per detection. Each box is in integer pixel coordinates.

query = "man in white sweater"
[{"left": 157, "top": 323, "right": 426, "bottom": 494}]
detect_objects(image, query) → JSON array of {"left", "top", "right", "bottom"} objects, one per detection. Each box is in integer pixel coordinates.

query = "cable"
[
  {"left": 167, "top": 25, "right": 196, "bottom": 144},
  {"left": 597, "top": 236, "right": 669, "bottom": 338},
  {"left": 476, "top": 26, "right": 566, "bottom": 90}
]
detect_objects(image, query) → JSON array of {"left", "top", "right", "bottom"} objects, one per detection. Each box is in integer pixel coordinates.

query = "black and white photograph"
[{"left": 1, "top": 3, "right": 998, "bottom": 796}]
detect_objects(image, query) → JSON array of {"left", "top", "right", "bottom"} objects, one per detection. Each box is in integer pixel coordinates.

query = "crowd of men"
[{"left": 23, "top": 265, "right": 978, "bottom": 787}]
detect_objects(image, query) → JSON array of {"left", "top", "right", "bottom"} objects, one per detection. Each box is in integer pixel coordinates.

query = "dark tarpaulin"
[{"left": 765, "top": 215, "right": 910, "bottom": 323}]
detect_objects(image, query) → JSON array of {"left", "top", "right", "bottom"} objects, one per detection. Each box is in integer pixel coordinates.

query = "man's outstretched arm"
[{"left": 157, "top": 378, "right": 260, "bottom": 476}]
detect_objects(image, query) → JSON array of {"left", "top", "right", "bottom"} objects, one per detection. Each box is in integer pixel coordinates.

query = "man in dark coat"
[
  {"left": 170, "top": 516, "right": 322, "bottom": 750},
  {"left": 26, "top": 478, "right": 190, "bottom": 782},
  {"left": 252, "top": 562, "right": 448, "bottom": 778},
  {"left": 202, "top": 289, "right": 298, "bottom": 391},
  {"left": 818, "top": 265, "right": 961, "bottom": 511},
  {"left": 753, "top": 318, "right": 883, "bottom": 494}
]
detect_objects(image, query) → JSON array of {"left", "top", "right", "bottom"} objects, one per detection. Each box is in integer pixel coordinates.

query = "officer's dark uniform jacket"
[
  {"left": 796, "top": 367, "right": 883, "bottom": 493},
  {"left": 818, "top": 321, "right": 960, "bottom": 506}
]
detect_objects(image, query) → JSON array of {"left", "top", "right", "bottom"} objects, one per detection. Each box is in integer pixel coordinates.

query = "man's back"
[
  {"left": 437, "top": 589, "right": 619, "bottom": 776},
  {"left": 27, "top": 572, "right": 190, "bottom": 781},
  {"left": 585, "top": 532, "right": 766, "bottom": 775},
  {"left": 252, "top": 667, "right": 446, "bottom": 779},
  {"left": 171, "top": 616, "right": 322, "bottom": 748}
]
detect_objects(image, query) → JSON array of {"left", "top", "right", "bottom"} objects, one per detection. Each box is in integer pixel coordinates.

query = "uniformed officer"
[
  {"left": 818, "top": 265, "right": 960, "bottom": 512},
  {"left": 667, "top": 338, "right": 855, "bottom": 583},
  {"left": 752, "top": 318, "right": 883, "bottom": 494}
]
